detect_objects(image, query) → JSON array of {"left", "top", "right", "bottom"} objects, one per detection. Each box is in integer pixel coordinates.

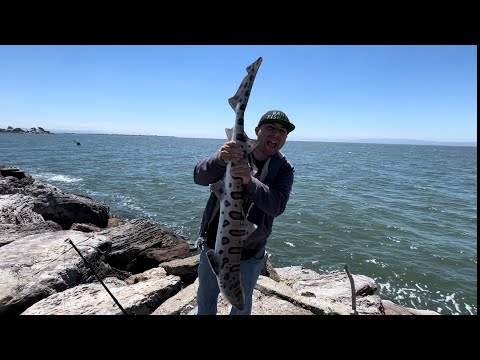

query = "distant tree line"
[{"left": 0, "top": 126, "right": 53, "bottom": 134}]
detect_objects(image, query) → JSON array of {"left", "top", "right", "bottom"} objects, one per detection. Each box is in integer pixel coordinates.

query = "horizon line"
[
  {"left": 2, "top": 128, "right": 475, "bottom": 147},
  {"left": 51, "top": 130, "right": 480, "bottom": 146}
]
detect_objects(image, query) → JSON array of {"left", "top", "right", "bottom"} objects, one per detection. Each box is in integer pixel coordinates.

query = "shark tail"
[{"left": 228, "top": 57, "right": 263, "bottom": 111}]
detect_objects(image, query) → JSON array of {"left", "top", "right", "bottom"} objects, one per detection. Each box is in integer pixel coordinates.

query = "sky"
[{"left": 0, "top": 45, "right": 476, "bottom": 143}]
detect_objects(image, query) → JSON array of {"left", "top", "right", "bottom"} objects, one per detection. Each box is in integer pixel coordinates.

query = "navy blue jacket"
[{"left": 193, "top": 150, "right": 294, "bottom": 251}]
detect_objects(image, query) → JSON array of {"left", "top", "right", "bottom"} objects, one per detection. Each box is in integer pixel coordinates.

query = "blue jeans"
[{"left": 196, "top": 243, "right": 265, "bottom": 315}]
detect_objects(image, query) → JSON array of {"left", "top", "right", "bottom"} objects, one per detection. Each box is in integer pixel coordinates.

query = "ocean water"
[{"left": 0, "top": 133, "right": 477, "bottom": 315}]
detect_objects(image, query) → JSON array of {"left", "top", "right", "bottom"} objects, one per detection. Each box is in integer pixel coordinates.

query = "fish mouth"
[
  {"left": 223, "top": 292, "right": 245, "bottom": 311},
  {"left": 229, "top": 299, "right": 245, "bottom": 311}
]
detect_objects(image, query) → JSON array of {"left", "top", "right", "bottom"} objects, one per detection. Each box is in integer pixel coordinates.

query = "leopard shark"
[{"left": 206, "top": 57, "right": 263, "bottom": 310}]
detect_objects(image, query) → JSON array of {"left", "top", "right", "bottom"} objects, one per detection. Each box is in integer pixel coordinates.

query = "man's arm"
[
  {"left": 243, "top": 163, "right": 294, "bottom": 217},
  {"left": 194, "top": 141, "right": 245, "bottom": 186},
  {"left": 193, "top": 151, "right": 227, "bottom": 186}
]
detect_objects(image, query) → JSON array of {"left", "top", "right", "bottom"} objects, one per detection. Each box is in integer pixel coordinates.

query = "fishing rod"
[
  {"left": 344, "top": 264, "right": 358, "bottom": 315},
  {"left": 66, "top": 238, "right": 128, "bottom": 315}
]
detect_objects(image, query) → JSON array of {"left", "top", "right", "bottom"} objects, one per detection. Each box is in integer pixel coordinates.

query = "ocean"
[{"left": 0, "top": 133, "right": 476, "bottom": 315}]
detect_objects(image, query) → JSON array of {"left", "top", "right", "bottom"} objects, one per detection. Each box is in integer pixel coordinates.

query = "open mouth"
[{"left": 267, "top": 140, "right": 278, "bottom": 149}]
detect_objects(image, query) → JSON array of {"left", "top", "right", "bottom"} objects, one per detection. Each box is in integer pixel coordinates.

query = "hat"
[{"left": 258, "top": 110, "right": 295, "bottom": 133}]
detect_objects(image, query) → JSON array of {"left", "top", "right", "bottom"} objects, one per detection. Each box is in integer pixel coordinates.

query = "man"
[{"left": 193, "top": 110, "right": 295, "bottom": 315}]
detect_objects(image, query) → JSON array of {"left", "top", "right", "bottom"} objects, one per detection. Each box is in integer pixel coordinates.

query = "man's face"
[{"left": 255, "top": 122, "right": 288, "bottom": 158}]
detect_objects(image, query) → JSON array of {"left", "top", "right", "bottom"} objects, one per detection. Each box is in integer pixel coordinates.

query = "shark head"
[{"left": 222, "top": 288, "right": 245, "bottom": 311}]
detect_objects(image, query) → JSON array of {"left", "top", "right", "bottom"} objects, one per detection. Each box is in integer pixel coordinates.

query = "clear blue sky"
[{"left": 0, "top": 45, "right": 476, "bottom": 142}]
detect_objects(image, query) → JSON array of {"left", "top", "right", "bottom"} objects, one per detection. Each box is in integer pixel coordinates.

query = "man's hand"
[
  {"left": 220, "top": 141, "right": 252, "bottom": 185},
  {"left": 220, "top": 141, "right": 244, "bottom": 164},
  {"left": 231, "top": 158, "right": 252, "bottom": 185}
]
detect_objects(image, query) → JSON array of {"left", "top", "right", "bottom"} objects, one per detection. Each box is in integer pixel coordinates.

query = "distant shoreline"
[
  {"left": 0, "top": 130, "right": 475, "bottom": 147},
  {"left": 0, "top": 128, "right": 53, "bottom": 135}
]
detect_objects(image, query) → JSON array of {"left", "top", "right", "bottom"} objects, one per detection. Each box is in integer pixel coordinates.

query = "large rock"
[
  {"left": 160, "top": 255, "right": 200, "bottom": 286},
  {"left": 101, "top": 218, "right": 191, "bottom": 271},
  {"left": 381, "top": 300, "right": 440, "bottom": 315},
  {"left": 32, "top": 191, "right": 109, "bottom": 229},
  {"left": 0, "top": 230, "right": 110, "bottom": 315},
  {"left": 22, "top": 267, "right": 182, "bottom": 315},
  {"left": 275, "top": 266, "right": 384, "bottom": 315},
  {"left": 126, "top": 242, "right": 191, "bottom": 274},
  {"left": 0, "top": 221, "right": 62, "bottom": 247},
  {"left": 0, "top": 193, "right": 45, "bottom": 225},
  {"left": 0, "top": 167, "right": 110, "bottom": 230}
]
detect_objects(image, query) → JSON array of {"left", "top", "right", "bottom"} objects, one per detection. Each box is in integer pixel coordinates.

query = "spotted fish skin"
[{"left": 207, "top": 57, "right": 263, "bottom": 311}]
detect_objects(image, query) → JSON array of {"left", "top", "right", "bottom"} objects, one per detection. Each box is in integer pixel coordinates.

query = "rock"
[
  {"left": 381, "top": 300, "right": 440, "bottom": 315},
  {"left": 160, "top": 255, "right": 200, "bottom": 286},
  {"left": 70, "top": 223, "right": 102, "bottom": 232},
  {"left": 0, "top": 230, "right": 110, "bottom": 315},
  {"left": 0, "top": 221, "right": 62, "bottom": 247},
  {"left": 22, "top": 268, "right": 182, "bottom": 315},
  {"left": 0, "top": 167, "right": 26, "bottom": 179},
  {"left": 126, "top": 241, "right": 191, "bottom": 274},
  {"left": 275, "top": 266, "right": 384, "bottom": 314},
  {"left": 1, "top": 168, "right": 110, "bottom": 230},
  {"left": 260, "top": 254, "right": 281, "bottom": 282},
  {"left": 100, "top": 218, "right": 190, "bottom": 271},
  {"left": 152, "top": 278, "right": 199, "bottom": 315},
  {"left": 0, "top": 193, "right": 45, "bottom": 225},
  {"left": 32, "top": 190, "right": 109, "bottom": 229}
]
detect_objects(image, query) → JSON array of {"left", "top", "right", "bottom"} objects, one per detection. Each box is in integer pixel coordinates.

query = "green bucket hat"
[{"left": 258, "top": 110, "right": 295, "bottom": 133}]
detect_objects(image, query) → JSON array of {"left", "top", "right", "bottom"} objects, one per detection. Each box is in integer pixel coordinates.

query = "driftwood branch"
[{"left": 344, "top": 264, "right": 358, "bottom": 315}]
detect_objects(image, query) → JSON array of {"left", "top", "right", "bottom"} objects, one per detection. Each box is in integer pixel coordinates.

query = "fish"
[{"left": 206, "top": 57, "right": 263, "bottom": 310}]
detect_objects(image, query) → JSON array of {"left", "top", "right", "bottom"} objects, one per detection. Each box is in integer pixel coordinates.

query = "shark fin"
[
  {"left": 244, "top": 131, "right": 259, "bottom": 154},
  {"left": 226, "top": 129, "right": 259, "bottom": 154},
  {"left": 225, "top": 128, "right": 233, "bottom": 141},
  {"left": 206, "top": 249, "right": 219, "bottom": 276},
  {"left": 210, "top": 180, "right": 225, "bottom": 201}
]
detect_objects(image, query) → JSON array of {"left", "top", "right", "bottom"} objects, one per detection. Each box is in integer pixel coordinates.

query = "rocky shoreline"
[
  {"left": 0, "top": 126, "right": 53, "bottom": 134},
  {"left": 0, "top": 165, "right": 439, "bottom": 315}
]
